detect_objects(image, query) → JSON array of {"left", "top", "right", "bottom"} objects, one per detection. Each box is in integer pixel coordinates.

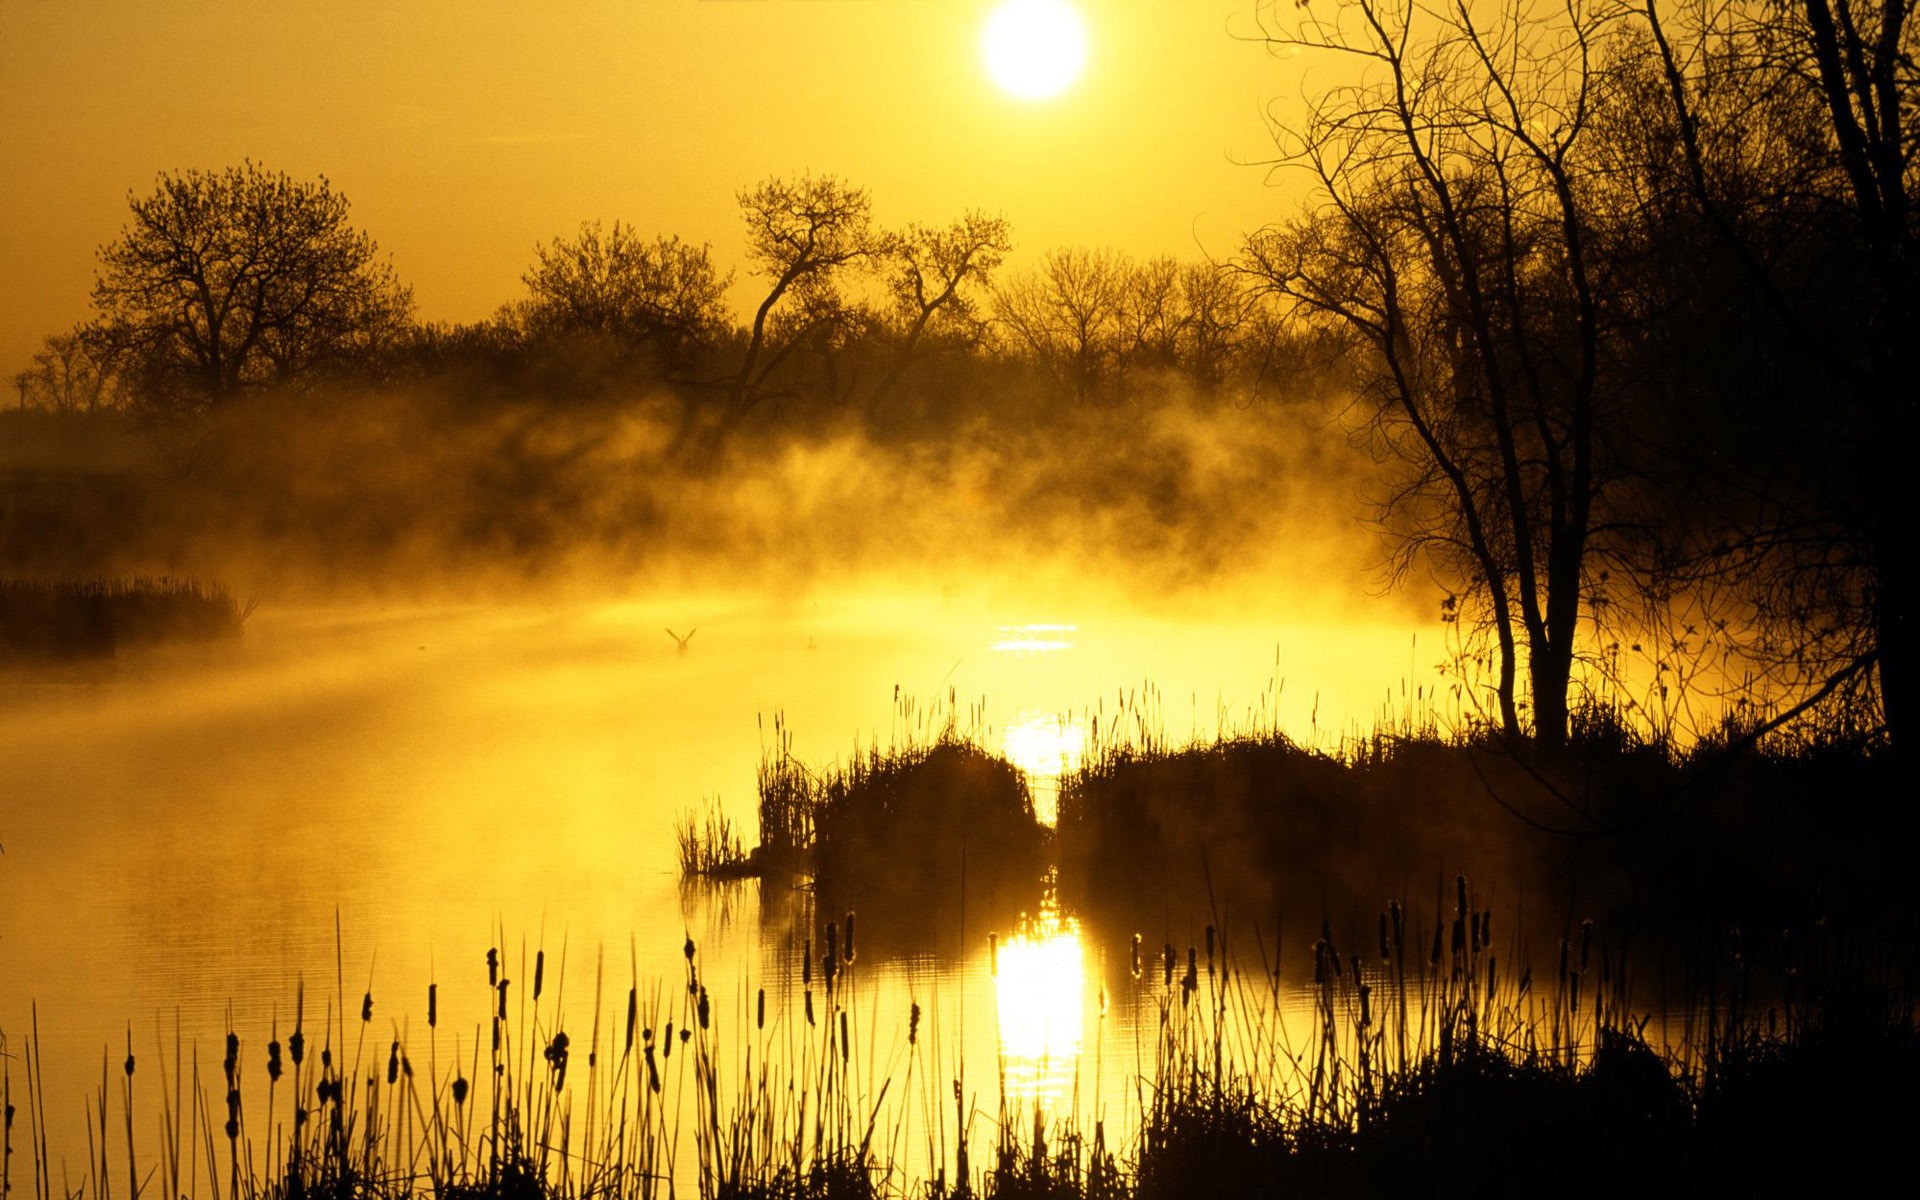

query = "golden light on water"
[
  {"left": 981, "top": 0, "right": 1089, "bottom": 101},
  {"left": 1002, "top": 709, "right": 1084, "bottom": 826},
  {"left": 993, "top": 900, "right": 1087, "bottom": 1109},
  {"left": 990, "top": 623, "right": 1078, "bottom": 654}
]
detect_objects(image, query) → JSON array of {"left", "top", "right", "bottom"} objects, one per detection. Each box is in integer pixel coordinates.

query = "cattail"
[
  {"left": 487, "top": 948, "right": 499, "bottom": 987},
  {"left": 362, "top": 992, "right": 373, "bottom": 1023},
  {"left": 1162, "top": 942, "right": 1176, "bottom": 988},
  {"left": 644, "top": 1045, "right": 660, "bottom": 1094},
  {"left": 805, "top": 990, "right": 815, "bottom": 1026},
  {"left": 1205, "top": 924, "right": 1216, "bottom": 975},
  {"left": 698, "top": 985, "right": 711, "bottom": 1031},
  {"left": 989, "top": 932, "right": 999, "bottom": 976},
  {"left": 909, "top": 1002, "right": 921, "bottom": 1046},
  {"left": 224, "top": 1033, "right": 239, "bottom": 1087},
  {"left": 545, "top": 1032, "right": 570, "bottom": 1088},
  {"left": 663, "top": 1021, "right": 674, "bottom": 1058},
  {"left": 1358, "top": 982, "right": 1372, "bottom": 1027},
  {"left": 267, "top": 1040, "right": 282, "bottom": 1083},
  {"left": 626, "top": 988, "right": 638, "bottom": 1053},
  {"left": 452, "top": 1077, "right": 469, "bottom": 1106},
  {"left": 838, "top": 1010, "right": 849, "bottom": 1063},
  {"left": 289, "top": 1027, "right": 305, "bottom": 1067},
  {"left": 678, "top": 1026, "right": 689, "bottom": 1045},
  {"left": 684, "top": 934, "right": 695, "bottom": 963},
  {"left": 428, "top": 983, "right": 438, "bottom": 1028},
  {"left": 1390, "top": 901, "right": 1405, "bottom": 951},
  {"left": 844, "top": 911, "right": 857, "bottom": 962},
  {"left": 803, "top": 937, "right": 813, "bottom": 987},
  {"left": 1130, "top": 934, "right": 1141, "bottom": 980},
  {"left": 756, "top": 988, "right": 766, "bottom": 1031},
  {"left": 386, "top": 1041, "right": 399, "bottom": 1085},
  {"left": 534, "top": 951, "right": 545, "bottom": 1001}
]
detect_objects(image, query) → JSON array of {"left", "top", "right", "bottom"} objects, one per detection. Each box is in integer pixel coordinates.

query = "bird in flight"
[{"left": 666, "top": 628, "right": 697, "bottom": 654}]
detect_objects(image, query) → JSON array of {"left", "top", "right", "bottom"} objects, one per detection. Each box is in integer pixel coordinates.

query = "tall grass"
[
  {"left": 8, "top": 894, "right": 1913, "bottom": 1200},
  {"left": 0, "top": 577, "right": 246, "bottom": 662}
]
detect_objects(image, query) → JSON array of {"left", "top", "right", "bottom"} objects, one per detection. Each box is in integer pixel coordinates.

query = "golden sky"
[{"left": 0, "top": 1, "right": 1305, "bottom": 372}]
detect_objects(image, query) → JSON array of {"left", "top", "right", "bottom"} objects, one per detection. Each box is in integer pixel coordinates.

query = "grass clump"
[
  {"left": 676, "top": 799, "right": 757, "bottom": 879},
  {"left": 0, "top": 576, "right": 246, "bottom": 662}
]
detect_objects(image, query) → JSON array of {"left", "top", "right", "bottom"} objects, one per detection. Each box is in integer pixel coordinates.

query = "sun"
[{"left": 981, "top": 0, "right": 1089, "bottom": 101}]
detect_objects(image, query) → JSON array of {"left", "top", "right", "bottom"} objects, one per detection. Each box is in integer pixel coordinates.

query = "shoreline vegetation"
[
  {"left": 4, "top": 897, "right": 1913, "bottom": 1200},
  {"left": 0, "top": 576, "right": 246, "bottom": 663}
]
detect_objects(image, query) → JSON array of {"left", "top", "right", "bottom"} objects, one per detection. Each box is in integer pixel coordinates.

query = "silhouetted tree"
[
  {"left": 19, "top": 324, "right": 123, "bottom": 413},
  {"left": 870, "top": 212, "right": 1013, "bottom": 405},
  {"left": 1244, "top": 0, "right": 1623, "bottom": 749},
  {"left": 993, "top": 246, "right": 1131, "bottom": 402},
  {"left": 520, "top": 221, "right": 730, "bottom": 373},
  {"left": 91, "top": 162, "right": 411, "bottom": 413},
  {"left": 1635, "top": 0, "right": 1917, "bottom": 751},
  {"left": 725, "top": 175, "right": 876, "bottom": 438}
]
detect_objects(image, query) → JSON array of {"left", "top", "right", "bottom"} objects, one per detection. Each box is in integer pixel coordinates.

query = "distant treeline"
[{"left": 6, "top": 0, "right": 1915, "bottom": 759}]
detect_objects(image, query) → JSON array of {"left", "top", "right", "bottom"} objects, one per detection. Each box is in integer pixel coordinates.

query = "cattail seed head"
[
  {"left": 428, "top": 983, "right": 438, "bottom": 1028},
  {"left": 909, "top": 1001, "right": 921, "bottom": 1046},
  {"left": 684, "top": 934, "right": 696, "bottom": 963},
  {"left": 534, "top": 951, "right": 545, "bottom": 1001},
  {"left": 1129, "top": 934, "right": 1141, "bottom": 980},
  {"left": 498, "top": 979, "right": 510, "bottom": 1020},
  {"left": 487, "top": 948, "right": 499, "bottom": 987},
  {"left": 362, "top": 992, "right": 373, "bottom": 1024},
  {"left": 626, "top": 988, "right": 638, "bottom": 1053},
  {"left": 803, "top": 938, "right": 813, "bottom": 987},
  {"left": 989, "top": 932, "right": 999, "bottom": 977},
  {"left": 757, "top": 988, "right": 766, "bottom": 1031},
  {"left": 698, "top": 985, "right": 711, "bottom": 1031},
  {"left": 387, "top": 1042, "right": 399, "bottom": 1085},
  {"left": 267, "top": 1041, "right": 282, "bottom": 1083},
  {"left": 805, "top": 990, "right": 815, "bottom": 1027},
  {"left": 289, "top": 1029, "right": 305, "bottom": 1067},
  {"left": 452, "top": 1077, "right": 469, "bottom": 1106},
  {"left": 845, "top": 911, "right": 857, "bottom": 962}
]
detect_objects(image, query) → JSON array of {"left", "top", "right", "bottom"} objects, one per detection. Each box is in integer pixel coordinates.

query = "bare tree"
[
  {"left": 1637, "top": 0, "right": 1917, "bottom": 750},
  {"left": 993, "top": 246, "right": 1131, "bottom": 402},
  {"left": 1243, "top": 0, "right": 1620, "bottom": 748},
  {"left": 91, "top": 162, "right": 410, "bottom": 412},
  {"left": 19, "top": 324, "right": 124, "bottom": 413},
  {"left": 870, "top": 212, "right": 1013, "bottom": 404},
  {"left": 520, "top": 221, "right": 730, "bottom": 372},
  {"left": 726, "top": 175, "right": 876, "bottom": 435}
]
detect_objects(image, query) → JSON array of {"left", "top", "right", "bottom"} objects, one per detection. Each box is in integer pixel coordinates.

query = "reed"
[
  {"left": 0, "top": 576, "right": 247, "bottom": 662},
  {"left": 5, "top": 902, "right": 1916, "bottom": 1200}
]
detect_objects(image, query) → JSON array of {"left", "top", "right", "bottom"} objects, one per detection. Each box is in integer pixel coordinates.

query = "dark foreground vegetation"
[
  {"left": 0, "top": 576, "right": 244, "bottom": 662},
  {"left": 5, "top": 896, "right": 1913, "bottom": 1200}
]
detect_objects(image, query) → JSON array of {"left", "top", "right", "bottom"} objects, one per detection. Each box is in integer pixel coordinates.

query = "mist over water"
[{"left": 0, "top": 568, "right": 1441, "bottom": 1170}]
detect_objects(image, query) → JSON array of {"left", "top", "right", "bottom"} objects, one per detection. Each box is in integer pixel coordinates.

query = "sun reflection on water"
[
  {"left": 993, "top": 898, "right": 1086, "bottom": 1111},
  {"left": 1001, "top": 709, "right": 1084, "bottom": 826},
  {"left": 990, "top": 622, "right": 1078, "bottom": 654}
]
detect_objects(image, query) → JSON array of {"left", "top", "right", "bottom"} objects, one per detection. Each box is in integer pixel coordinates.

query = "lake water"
[{"left": 0, "top": 585, "right": 1447, "bottom": 1192}]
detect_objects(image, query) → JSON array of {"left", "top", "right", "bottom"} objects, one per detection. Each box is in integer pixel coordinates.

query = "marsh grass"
[
  {"left": 0, "top": 577, "right": 246, "bottom": 662},
  {"left": 747, "top": 706, "right": 1047, "bottom": 926},
  {"left": 5, "top": 897, "right": 1916, "bottom": 1200},
  {"left": 676, "top": 800, "right": 755, "bottom": 879}
]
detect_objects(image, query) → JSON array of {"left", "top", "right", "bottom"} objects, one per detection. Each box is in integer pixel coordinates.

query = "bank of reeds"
[
  {"left": 0, "top": 576, "right": 246, "bottom": 662},
  {"left": 7, "top": 893, "right": 1914, "bottom": 1200},
  {"left": 745, "top": 708, "right": 1048, "bottom": 924}
]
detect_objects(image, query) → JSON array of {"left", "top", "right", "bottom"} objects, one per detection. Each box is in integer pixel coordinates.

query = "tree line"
[{"left": 10, "top": 0, "right": 1913, "bottom": 760}]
